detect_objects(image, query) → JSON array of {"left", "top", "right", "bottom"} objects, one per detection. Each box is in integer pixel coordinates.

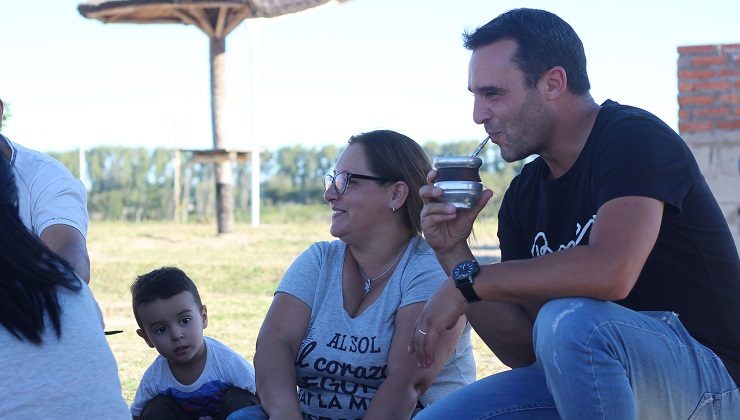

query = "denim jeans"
[
  {"left": 415, "top": 297, "right": 739, "bottom": 419},
  {"left": 226, "top": 405, "right": 268, "bottom": 420}
]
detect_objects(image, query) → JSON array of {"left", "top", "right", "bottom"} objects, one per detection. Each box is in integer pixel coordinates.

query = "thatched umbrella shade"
[{"left": 78, "top": 0, "right": 341, "bottom": 233}]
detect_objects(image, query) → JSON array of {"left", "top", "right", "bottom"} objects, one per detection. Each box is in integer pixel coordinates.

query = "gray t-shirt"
[
  {"left": 0, "top": 280, "right": 129, "bottom": 418},
  {"left": 277, "top": 235, "right": 475, "bottom": 420}
]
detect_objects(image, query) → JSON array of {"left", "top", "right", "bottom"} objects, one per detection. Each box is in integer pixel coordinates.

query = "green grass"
[{"left": 90, "top": 211, "right": 507, "bottom": 404}]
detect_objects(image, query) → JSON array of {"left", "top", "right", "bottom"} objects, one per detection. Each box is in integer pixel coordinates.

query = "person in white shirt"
[{"left": 0, "top": 98, "right": 90, "bottom": 282}]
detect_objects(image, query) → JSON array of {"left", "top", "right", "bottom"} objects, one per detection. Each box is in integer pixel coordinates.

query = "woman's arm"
[
  {"left": 253, "top": 292, "right": 311, "bottom": 420},
  {"left": 363, "top": 302, "right": 465, "bottom": 420}
]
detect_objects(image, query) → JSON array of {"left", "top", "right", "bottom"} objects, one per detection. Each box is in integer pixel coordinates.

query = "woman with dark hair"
[
  {"left": 230, "top": 130, "right": 475, "bottom": 420},
  {"left": 0, "top": 153, "right": 129, "bottom": 417}
]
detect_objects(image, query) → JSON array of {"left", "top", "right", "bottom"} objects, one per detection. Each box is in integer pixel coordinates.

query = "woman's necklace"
[{"left": 357, "top": 244, "right": 407, "bottom": 295}]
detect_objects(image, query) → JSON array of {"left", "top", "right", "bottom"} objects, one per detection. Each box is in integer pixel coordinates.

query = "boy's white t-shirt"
[{"left": 131, "top": 336, "right": 257, "bottom": 417}]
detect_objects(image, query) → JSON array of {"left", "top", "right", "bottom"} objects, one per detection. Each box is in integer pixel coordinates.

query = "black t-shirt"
[{"left": 498, "top": 99, "right": 740, "bottom": 385}]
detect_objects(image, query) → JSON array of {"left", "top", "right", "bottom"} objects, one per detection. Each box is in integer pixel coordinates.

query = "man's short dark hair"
[
  {"left": 463, "top": 8, "right": 590, "bottom": 95},
  {"left": 131, "top": 267, "right": 202, "bottom": 329}
]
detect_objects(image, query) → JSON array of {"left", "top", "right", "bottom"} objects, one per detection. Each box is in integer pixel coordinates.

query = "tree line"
[{"left": 48, "top": 141, "right": 523, "bottom": 223}]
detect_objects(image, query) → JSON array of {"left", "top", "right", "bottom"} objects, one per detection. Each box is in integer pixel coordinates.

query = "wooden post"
[
  {"left": 183, "top": 164, "right": 192, "bottom": 223},
  {"left": 210, "top": 35, "right": 235, "bottom": 233},
  {"left": 173, "top": 149, "right": 181, "bottom": 222}
]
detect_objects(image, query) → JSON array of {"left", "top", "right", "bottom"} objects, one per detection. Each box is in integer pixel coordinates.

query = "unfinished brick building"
[{"left": 677, "top": 44, "right": 740, "bottom": 250}]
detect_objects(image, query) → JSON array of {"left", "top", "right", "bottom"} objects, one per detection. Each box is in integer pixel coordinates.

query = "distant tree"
[
  {"left": 48, "top": 150, "right": 80, "bottom": 178},
  {"left": 273, "top": 145, "right": 327, "bottom": 203},
  {"left": 40, "top": 140, "right": 521, "bottom": 222},
  {"left": 317, "top": 144, "right": 339, "bottom": 177},
  {"left": 74, "top": 147, "right": 177, "bottom": 221},
  {"left": 424, "top": 140, "right": 480, "bottom": 159}
]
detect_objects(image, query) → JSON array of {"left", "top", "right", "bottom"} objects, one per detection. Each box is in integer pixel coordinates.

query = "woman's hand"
[
  {"left": 407, "top": 278, "right": 468, "bottom": 368},
  {"left": 364, "top": 302, "right": 465, "bottom": 420}
]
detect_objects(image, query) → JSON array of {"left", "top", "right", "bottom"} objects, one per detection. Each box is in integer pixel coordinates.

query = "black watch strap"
[
  {"left": 452, "top": 260, "right": 481, "bottom": 303},
  {"left": 456, "top": 279, "right": 481, "bottom": 303}
]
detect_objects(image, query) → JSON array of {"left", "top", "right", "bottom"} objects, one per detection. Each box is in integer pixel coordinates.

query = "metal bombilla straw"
[{"left": 470, "top": 136, "right": 491, "bottom": 157}]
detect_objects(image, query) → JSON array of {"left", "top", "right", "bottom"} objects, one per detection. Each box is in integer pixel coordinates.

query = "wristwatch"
[{"left": 452, "top": 260, "right": 481, "bottom": 303}]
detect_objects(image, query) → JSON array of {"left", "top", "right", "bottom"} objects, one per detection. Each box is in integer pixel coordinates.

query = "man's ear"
[
  {"left": 136, "top": 329, "right": 155, "bottom": 348},
  {"left": 541, "top": 66, "right": 567, "bottom": 99},
  {"left": 201, "top": 305, "right": 208, "bottom": 330}
]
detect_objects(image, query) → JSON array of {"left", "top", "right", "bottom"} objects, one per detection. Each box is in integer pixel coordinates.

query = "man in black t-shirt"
[{"left": 409, "top": 8, "right": 740, "bottom": 419}]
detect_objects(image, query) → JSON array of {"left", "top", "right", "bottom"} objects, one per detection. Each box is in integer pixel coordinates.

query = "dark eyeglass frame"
[{"left": 324, "top": 171, "right": 390, "bottom": 196}]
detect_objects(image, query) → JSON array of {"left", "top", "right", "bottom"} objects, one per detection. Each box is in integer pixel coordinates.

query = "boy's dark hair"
[
  {"left": 463, "top": 8, "right": 591, "bottom": 95},
  {"left": 131, "top": 267, "right": 202, "bottom": 329}
]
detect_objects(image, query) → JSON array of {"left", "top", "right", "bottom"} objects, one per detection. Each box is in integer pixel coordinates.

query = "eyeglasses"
[{"left": 324, "top": 171, "right": 390, "bottom": 196}]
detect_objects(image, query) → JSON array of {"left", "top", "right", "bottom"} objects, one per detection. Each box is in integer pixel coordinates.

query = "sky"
[{"left": 1, "top": 0, "right": 739, "bottom": 153}]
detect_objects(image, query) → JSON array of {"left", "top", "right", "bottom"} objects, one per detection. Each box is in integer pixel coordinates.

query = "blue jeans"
[
  {"left": 226, "top": 405, "right": 268, "bottom": 420},
  {"left": 415, "top": 297, "right": 739, "bottom": 419}
]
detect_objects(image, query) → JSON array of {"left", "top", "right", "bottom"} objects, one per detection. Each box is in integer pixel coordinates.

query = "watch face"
[{"left": 453, "top": 261, "right": 478, "bottom": 280}]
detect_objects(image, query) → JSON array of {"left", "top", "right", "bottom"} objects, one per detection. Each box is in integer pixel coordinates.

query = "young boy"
[{"left": 130, "top": 267, "right": 258, "bottom": 420}]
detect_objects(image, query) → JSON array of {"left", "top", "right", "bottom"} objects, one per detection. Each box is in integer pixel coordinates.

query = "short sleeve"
[
  {"left": 130, "top": 365, "right": 160, "bottom": 416},
  {"left": 213, "top": 340, "right": 257, "bottom": 394},
  {"left": 12, "top": 143, "right": 89, "bottom": 237},
  {"left": 275, "top": 242, "right": 328, "bottom": 309},
  {"left": 593, "top": 117, "right": 694, "bottom": 211},
  {"left": 32, "top": 175, "right": 88, "bottom": 236}
]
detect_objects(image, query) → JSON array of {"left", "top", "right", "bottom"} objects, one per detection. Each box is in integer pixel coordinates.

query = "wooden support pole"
[{"left": 210, "top": 36, "right": 234, "bottom": 233}]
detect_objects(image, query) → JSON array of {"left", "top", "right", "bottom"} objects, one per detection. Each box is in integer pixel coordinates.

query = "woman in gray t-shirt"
[{"left": 234, "top": 130, "right": 475, "bottom": 420}]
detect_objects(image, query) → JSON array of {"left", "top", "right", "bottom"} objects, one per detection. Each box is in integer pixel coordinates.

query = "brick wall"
[{"left": 677, "top": 44, "right": 740, "bottom": 250}]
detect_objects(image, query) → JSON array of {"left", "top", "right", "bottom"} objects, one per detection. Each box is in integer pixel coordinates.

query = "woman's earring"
[{"left": 391, "top": 206, "right": 396, "bottom": 212}]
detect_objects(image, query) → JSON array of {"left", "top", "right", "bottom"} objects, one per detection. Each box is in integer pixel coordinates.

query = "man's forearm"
[{"left": 434, "top": 243, "right": 476, "bottom": 275}]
